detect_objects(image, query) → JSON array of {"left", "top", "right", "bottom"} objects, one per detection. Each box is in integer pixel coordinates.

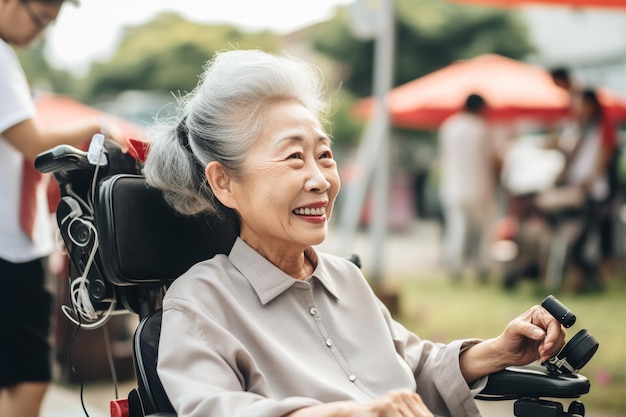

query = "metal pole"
[
  {"left": 370, "top": 0, "right": 395, "bottom": 284},
  {"left": 335, "top": 0, "right": 395, "bottom": 285}
]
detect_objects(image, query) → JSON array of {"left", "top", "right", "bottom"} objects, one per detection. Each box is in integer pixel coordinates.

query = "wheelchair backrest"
[{"left": 94, "top": 174, "right": 238, "bottom": 286}]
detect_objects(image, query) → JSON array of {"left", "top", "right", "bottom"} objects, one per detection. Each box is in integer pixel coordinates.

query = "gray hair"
[{"left": 143, "top": 49, "right": 328, "bottom": 217}]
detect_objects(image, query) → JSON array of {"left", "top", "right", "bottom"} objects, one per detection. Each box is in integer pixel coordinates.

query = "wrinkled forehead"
[{"left": 257, "top": 100, "right": 328, "bottom": 140}]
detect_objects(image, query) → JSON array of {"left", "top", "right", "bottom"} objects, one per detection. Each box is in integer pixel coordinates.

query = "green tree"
[
  {"left": 310, "top": 0, "right": 534, "bottom": 97},
  {"left": 79, "top": 13, "right": 283, "bottom": 101},
  {"left": 16, "top": 39, "right": 76, "bottom": 94},
  {"left": 326, "top": 88, "right": 365, "bottom": 148}
]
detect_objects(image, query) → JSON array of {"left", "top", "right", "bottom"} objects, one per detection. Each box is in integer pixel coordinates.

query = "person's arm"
[
  {"left": 375, "top": 299, "right": 483, "bottom": 417},
  {"left": 2, "top": 116, "right": 127, "bottom": 160},
  {"left": 459, "top": 305, "right": 565, "bottom": 383}
]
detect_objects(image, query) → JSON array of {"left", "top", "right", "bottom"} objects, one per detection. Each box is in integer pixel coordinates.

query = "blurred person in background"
[
  {"left": 0, "top": 1, "right": 126, "bottom": 416},
  {"left": 438, "top": 93, "right": 500, "bottom": 283},
  {"left": 552, "top": 68, "right": 619, "bottom": 290},
  {"left": 550, "top": 67, "right": 618, "bottom": 162},
  {"left": 556, "top": 89, "right": 614, "bottom": 293},
  {"left": 550, "top": 67, "right": 583, "bottom": 119}
]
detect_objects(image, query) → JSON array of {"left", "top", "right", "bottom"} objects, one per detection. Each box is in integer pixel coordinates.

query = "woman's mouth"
[{"left": 293, "top": 207, "right": 326, "bottom": 216}]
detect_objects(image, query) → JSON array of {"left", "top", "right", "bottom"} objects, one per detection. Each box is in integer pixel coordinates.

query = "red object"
[
  {"left": 597, "top": 87, "right": 626, "bottom": 128},
  {"left": 34, "top": 93, "right": 142, "bottom": 137},
  {"left": 126, "top": 137, "right": 150, "bottom": 163},
  {"left": 353, "top": 54, "right": 570, "bottom": 129},
  {"left": 491, "top": 216, "right": 519, "bottom": 242},
  {"left": 110, "top": 398, "right": 130, "bottom": 417},
  {"left": 352, "top": 54, "right": 626, "bottom": 130},
  {"left": 601, "top": 116, "right": 618, "bottom": 152},
  {"left": 447, "top": 0, "right": 626, "bottom": 9}
]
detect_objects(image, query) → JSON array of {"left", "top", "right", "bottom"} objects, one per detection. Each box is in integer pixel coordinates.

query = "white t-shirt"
[
  {"left": 438, "top": 112, "right": 496, "bottom": 205},
  {"left": 560, "top": 121, "right": 608, "bottom": 202},
  {"left": 0, "top": 39, "right": 54, "bottom": 262}
]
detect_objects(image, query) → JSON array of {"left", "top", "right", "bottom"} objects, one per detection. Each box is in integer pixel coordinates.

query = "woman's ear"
[{"left": 206, "top": 161, "right": 237, "bottom": 209}]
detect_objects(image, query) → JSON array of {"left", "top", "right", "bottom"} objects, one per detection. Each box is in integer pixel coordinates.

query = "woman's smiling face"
[{"left": 226, "top": 100, "right": 340, "bottom": 257}]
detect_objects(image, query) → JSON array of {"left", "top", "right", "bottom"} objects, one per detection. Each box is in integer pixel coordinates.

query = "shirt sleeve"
[
  {"left": 380, "top": 300, "right": 487, "bottom": 417},
  {"left": 157, "top": 300, "right": 321, "bottom": 417},
  {"left": 0, "top": 41, "right": 35, "bottom": 135}
]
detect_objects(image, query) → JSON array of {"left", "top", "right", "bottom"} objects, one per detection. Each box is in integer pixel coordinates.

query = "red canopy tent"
[
  {"left": 34, "top": 93, "right": 143, "bottom": 139},
  {"left": 353, "top": 54, "right": 571, "bottom": 129},
  {"left": 352, "top": 54, "right": 626, "bottom": 129},
  {"left": 444, "top": 0, "right": 626, "bottom": 122},
  {"left": 447, "top": 0, "right": 626, "bottom": 9},
  {"left": 35, "top": 93, "right": 148, "bottom": 160}
]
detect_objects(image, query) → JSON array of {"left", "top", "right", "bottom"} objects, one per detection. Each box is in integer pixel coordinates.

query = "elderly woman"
[{"left": 143, "top": 49, "right": 565, "bottom": 417}]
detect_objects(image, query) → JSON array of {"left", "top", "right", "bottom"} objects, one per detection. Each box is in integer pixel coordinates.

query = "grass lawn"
[{"left": 386, "top": 274, "right": 626, "bottom": 415}]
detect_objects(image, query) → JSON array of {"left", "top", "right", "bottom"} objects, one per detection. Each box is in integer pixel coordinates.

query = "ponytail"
[{"left": 144, "top": 116, "right": 221, "bottom": 217}]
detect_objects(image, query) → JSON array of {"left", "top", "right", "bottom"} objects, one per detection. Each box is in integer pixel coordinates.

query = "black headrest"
[{"left": 95, "top": 174, "right": 237, "bottom": 285}]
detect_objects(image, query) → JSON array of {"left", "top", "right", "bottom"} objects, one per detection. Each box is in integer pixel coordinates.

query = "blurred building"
[{"left": 521, "top": 7, "right": 626, "bottom": 95}]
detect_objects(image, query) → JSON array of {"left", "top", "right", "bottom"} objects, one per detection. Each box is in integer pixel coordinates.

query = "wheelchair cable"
[
  {"left": 61, "top": 225, "right": 118, "bottom": 330},
  {"left": 65, "top": 187, "right": 94, "bottom": 216},
  {"left": 61, "top": 147, "right": 117, "bottom": 330},
  {"left": 87, "top": 141, "right": 105, "bottom": 210},
  {"left": 63, "top": 139, "right": 117, "bottom": 416},
  {"left": 64, "top": 274, "right": 119, "bottom": 416},
  {"left": 66, "top": 293, "right": 93, "bottom": 417},
  {"left": 102, "top": 324, "right": 120, "bottom": 400}
]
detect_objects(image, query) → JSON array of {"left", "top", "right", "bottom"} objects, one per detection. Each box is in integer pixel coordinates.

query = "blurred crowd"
[{"left": 436, "top": 67, "right": 622, "bottom": 294}]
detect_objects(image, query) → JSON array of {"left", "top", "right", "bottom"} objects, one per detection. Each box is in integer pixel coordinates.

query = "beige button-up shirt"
[{"left": 158, "top": 238, "right": 486, "bottom": 417}]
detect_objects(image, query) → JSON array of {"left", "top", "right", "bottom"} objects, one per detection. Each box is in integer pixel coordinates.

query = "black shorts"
[{"left": 0, "top": 257, "right": 53, "bottom": 387}]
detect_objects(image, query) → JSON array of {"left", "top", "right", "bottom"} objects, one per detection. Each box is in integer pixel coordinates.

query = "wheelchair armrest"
[{"left": 478, "top": 364, "right": 590, "bottom": 400}]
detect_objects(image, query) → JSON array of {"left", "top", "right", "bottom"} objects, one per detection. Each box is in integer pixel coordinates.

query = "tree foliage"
[
  {"left": 79, "top": 13, "right": 283, "bottom": 100},
  {"left": 17, "top": 2, "right": 535, "bottom": 145},
  {"left": 309, "top": 0, "right": 534, "bottom": 97},
  {"left": 16, "top": 39, "right": 75, "bottom": 94}
]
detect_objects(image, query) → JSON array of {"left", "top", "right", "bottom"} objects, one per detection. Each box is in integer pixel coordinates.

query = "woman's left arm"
[{"left": 459, "top": 305, "right": 566, "bottom": 383}]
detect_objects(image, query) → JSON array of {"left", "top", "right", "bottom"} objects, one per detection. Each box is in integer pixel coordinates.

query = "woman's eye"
[
  {"left": 288, "top": 153, "right": 303, "bottom": 160},
  {"left": 320, "top": 151, "right": 332, "bottom": 159}
]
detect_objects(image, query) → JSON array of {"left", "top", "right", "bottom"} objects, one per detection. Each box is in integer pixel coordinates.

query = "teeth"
[{"left": 294, "top": 207, "right": 325, "bottom": 216}]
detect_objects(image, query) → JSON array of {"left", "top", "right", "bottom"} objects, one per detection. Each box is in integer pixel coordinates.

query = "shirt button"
[
  {"left": 348, "top": 374, "right": 356, "bottom": 382},
  {"left": 309, "top": 307, "right": 317, "bottom": 316},
  {"left": 325, "top": 338, "right": 333, "bottom": 347}
]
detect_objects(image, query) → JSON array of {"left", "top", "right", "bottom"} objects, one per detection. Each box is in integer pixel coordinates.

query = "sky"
[{"left": 45, "top": 0, "right": 354, "bottom": 75}]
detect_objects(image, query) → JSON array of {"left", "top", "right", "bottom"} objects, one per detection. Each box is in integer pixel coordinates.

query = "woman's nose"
[{"left": 305, "top": 162, "right": 331, "bottom": 193}]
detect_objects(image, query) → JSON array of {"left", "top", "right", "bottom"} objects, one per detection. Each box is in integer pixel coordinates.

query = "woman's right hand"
[
  {"left": 288, "top": 390, "right": 434, "bottom": 417},
  {"left": 353, "top": 390, "right": 434, "bottom": 417}
]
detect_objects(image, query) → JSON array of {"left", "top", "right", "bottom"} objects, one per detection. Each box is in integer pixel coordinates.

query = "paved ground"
[
  {"left": 318, "top": 219, "right": 447, "bottom": 284},
  {"left": 41, "top": 220, "right": 620, "bottom": 417}
]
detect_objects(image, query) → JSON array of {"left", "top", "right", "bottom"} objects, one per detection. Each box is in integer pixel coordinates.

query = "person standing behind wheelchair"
[
  {"left": 0, "top": 2, "right": 127, "bottom": 416},
  {"left": 144, "top": 49, "right": 566, "bottom": 417}
]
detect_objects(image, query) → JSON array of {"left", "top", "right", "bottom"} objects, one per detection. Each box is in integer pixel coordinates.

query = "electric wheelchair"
[{"left": 35, "top": 137, "right": 598, "bottom": 417}]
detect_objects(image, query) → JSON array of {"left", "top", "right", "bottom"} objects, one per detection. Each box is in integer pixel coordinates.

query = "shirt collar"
[{"left": 228, "top": 237, "right": 340, "bottom": 305}]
